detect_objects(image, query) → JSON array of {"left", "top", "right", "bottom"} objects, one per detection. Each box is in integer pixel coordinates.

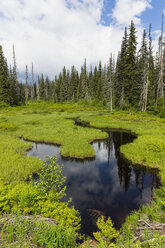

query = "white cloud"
[
  {"left": 112, "top": 0, "right": 152, "bottom": 25},
  {"left": 0, "top": 0, "right": 152, "bottom": 79}
]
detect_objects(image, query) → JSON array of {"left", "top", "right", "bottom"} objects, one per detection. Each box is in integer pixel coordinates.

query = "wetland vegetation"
[
  {"left": 0, "top": 15, "right": 165, "bottom": 247},
  {"left": 0, "top": 102, "right": 164, "bottom": 247}
]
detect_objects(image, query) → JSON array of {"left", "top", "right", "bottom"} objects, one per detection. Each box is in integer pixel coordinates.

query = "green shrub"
[
  {"left": 152, "top": 98, "right": 165, "bottom": 118},
  {"left": 0, "top": 157, "right": 81, "bottom": 230},
  {"left": 34, "top": 156, "right": 66, "bottom": 201},
  {"left": 1, "top": 215, "right": 78, "bottom": 248},
  {"left": 93, "top": 216, "right": 119, "bottom": 247}
]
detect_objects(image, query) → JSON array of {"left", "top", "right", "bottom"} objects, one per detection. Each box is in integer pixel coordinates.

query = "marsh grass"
[
  {"left": 0, "top": 102, "right": 165, "bottom": 247},
  {"left": 0, "top": 215, "right": 78, "bottom": 248}
]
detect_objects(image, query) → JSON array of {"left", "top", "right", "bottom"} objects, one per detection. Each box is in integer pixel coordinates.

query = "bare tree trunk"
[
  {"left": 156, "top": 53, "right": 164, "bottom": 104},
  {"left": 25, "top": 65, "right": 29, "bottom": 105},
  {"left": 31, "top": 63, "right": 34, "bottom": 103},
  {"left": 13, "top": 44, "right": 19, "bottom": 103},
  {"left": 109, "top": 54, "right": 114, "bottom": 113},
  {"left": 156, "top": 13, "right": 165, "bottom": 105},
  {"left": 140, "top": 59, "right": 149, "bottom": 112},
  {"left": 37, "top": 77, "right": 40, "bottom": 100}
]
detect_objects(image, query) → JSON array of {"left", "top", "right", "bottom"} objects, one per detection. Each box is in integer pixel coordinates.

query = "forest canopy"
[{"left": 0, "top": 20, "right": 164, "bottom": 115}]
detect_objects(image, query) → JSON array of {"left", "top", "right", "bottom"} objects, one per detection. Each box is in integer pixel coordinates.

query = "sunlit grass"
[
  {"left": 0, "top": 102, "right": 165, "bottom": 246},
  {"left": 0, "top": 102, "right": 165, "bottom": 184}
]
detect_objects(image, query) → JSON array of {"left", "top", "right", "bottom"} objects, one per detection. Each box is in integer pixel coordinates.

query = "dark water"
[{"left": 27, "top": 131, "right": 160, "bottom": 236}]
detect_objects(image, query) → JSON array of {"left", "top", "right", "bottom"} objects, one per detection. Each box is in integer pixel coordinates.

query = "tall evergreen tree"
[
  {"left": 77, "top": 66, "right": 83, "bottom": 100},
  {"left": 125, "top": 20, "right": 137, "bottom": 105},
  {"left": 116, "top": 27, "right": 128, "bottom": 108},
  {"left": 107, "top": 54, "right": 114, "bottom": 112},
  {"left": 18, "top": 80, "right": 25, "bottom": 104},
  {"left": 70, "top": 65, "right": 79, "bottom": 101},
  {"left": 45, "top": 76, "right": 49, "bottom": 100},
  {"left": 55, "top": 73, "right": 62, "bottom": 102},
  {"left": 102, "top": 64, "right": 108, "bottom": 100},
  {"left": 60, "top": 67, "right": 68, "bottom": 102},
  {"left": 81, "top": 59, "right": 88, "bottom": 99},
  {"left": 97, "top": 61, "right": 102, "bottom": 99},
  {"left": 0, "top": 45, "right": 10, "bottom": 104},
  {"left": 39, "top": 74, "right": 45, "bottom": 99},
  {"left": 93, "top": 66, "right": 98, "bottom": 99}
]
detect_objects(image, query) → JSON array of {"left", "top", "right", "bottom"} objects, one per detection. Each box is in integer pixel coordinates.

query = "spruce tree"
[
  {"left": 119, "top": 28, "right": 128, "bottom": 108},
  {"left": 45, "top": 76, "right": 49, "bottom": 100},
  {"left": 107, "top": 54, "right": 114, "bottom": 112},
  {"left": 125, "top": 20, "right": 137, "bottom": 105},
  {"left": 77, "top": 66, "right": 83, "bottom": 100},
  {"left": 114, "top": 52, "right": 121, "bottom": 107},
  {"left": 70, "top": 65, "right": 79, "bottom": 101},
  {"left": 97, "top": 61, "right": 102, "bottom": 99},
  {"left": 19, "top": 80, "right": 25, "bottom": 104},
  {"left": 0, "top": 45, "right": 11, "bottom": 105},
  {"left": 87, "top": 65, "right": 92, "bottom": 99},
  {"left": 102, "top": 64, "right": 108, "bottom": 100},
  {"left": 66, "top": 69, "right": 70, "bottom": 100},
  {"left": 39, "top": 74, "right": 45, "bottom": 99},
  {"left": 93, "top": 66, "right": 98, "bottom": 99},
  {"left": 55, "top": 73, "right": 62, "bottom": 102},
  {"left": 60, "top": 66, "right": 68, "bottom": 102},
  {"left": 81, "top": 59, "right": 88, "bottom": 99}
]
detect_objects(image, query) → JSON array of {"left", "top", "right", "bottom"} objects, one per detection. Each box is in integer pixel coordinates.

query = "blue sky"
[
  {"left": 101, "top": 0, "right": 116, "bottom": 26},
  {"left": 0, "top": 0, "right": 164, "bottom": 79},
  {"left": 101, "top": 0, "right": 164, "bottom": 30},
  {"left": 140, "top": 0, "right": 165, "bottom": 31}
]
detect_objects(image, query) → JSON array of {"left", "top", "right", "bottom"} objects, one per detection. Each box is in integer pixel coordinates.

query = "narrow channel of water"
[{"left": 26, "top": 130, "right": 160, "bottom": 237}]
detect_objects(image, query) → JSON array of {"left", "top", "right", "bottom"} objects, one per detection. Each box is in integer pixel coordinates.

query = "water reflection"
[{"left": 27, "top": 131, "right": 160, "bottom": 236}]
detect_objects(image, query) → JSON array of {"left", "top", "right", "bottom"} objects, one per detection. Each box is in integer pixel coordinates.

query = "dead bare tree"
[
  {"left": 31, "top": 62, "right": 34, "bottom": 103},
  {"left": 37, "top": 76, "right": 40, "bottom": 100},
  {"left": 108, "top": 54, "right": 114, "bottom": 113},
  {"left": 140, "top": 52, "right": 150, "bottom": 112},
  {"left": 13, "top": 44, "right": 19, "bottom": 103},
  {"left": 156, "top": 13, "right": 165, "bottom": 105},
  {"left": 25, "top": 65, "right": 29, "bottom": 105}
]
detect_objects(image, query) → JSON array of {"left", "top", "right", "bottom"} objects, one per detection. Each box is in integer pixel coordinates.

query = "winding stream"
[{"left": 26, "top": 125, "right": 160, "bottom": 236}]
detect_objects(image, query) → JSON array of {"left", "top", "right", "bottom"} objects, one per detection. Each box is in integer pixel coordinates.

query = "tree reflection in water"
[{"left": 27, "top": 130, "right": 160, "bottom": 237}]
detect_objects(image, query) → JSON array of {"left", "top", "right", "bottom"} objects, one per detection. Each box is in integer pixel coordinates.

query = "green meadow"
[{"left": 0, "top": 102, "right": 165, "bottom": 247}]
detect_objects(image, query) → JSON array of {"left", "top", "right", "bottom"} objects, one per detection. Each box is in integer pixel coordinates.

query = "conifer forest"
[
  {"left": 0, "top": 19, "right": 165, "bottom": 247},
  {"left": 0, "top": 20, "right": 164, "bottom": 115}
]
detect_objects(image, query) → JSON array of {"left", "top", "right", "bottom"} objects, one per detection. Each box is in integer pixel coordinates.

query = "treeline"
[{"left": 0, "top": 20, "right": 164, "bottom": 112}]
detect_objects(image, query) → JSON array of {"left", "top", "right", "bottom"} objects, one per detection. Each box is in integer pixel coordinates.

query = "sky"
[{"left": 0, "top": 0, "right": 165, "bottom": 80}]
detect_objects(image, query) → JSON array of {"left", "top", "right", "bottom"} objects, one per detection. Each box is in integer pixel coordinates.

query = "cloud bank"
[{"left": 0, "top": 0, "right": 152, "bottom": 79}]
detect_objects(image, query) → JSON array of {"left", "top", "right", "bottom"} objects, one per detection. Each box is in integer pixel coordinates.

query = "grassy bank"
[{"left": 0, "top": 102, "right": 164, "bottom": 247}]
